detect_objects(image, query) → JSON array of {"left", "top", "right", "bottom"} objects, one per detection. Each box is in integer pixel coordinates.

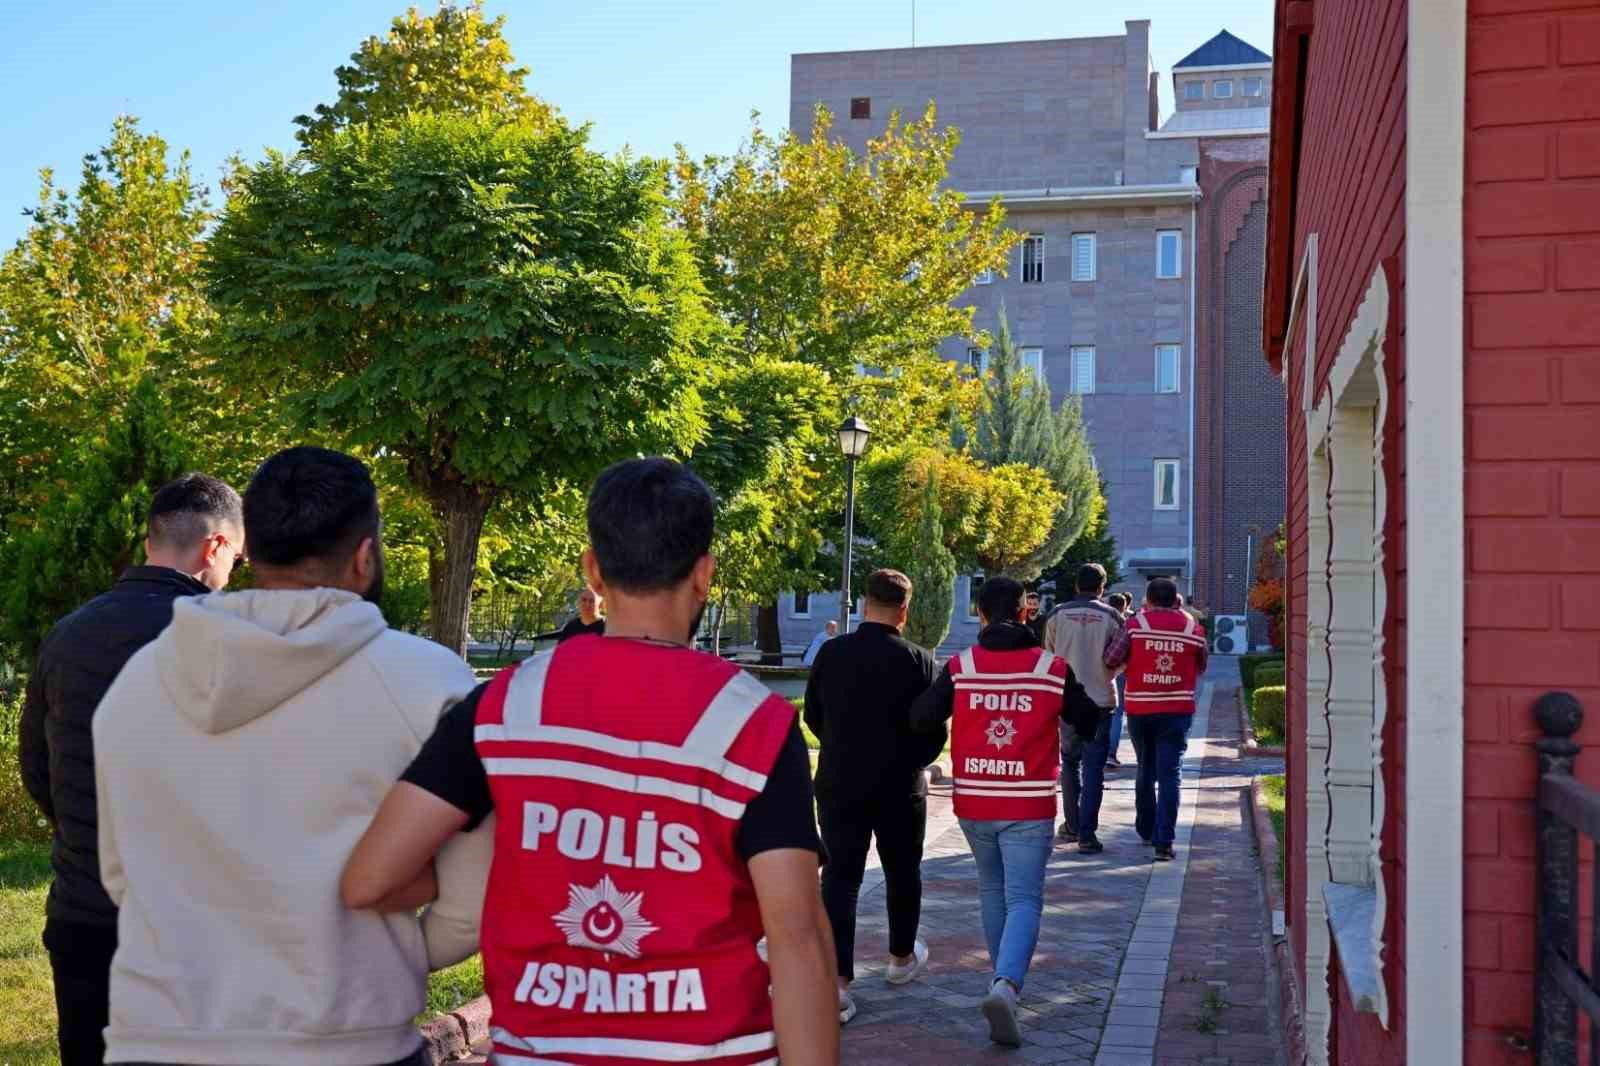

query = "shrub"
[
  {"left": 1251, "top": 685, "right": 1286, "bottom": 747},
  {"left": 1238, "top": 653, "right": 1283, "bottom": 690},
  {"left": 0, "top": 687, "right": 52, "bottom": 844},
  {"left": 1254, "top": 663, "right": 1285, "bottom": 689}
]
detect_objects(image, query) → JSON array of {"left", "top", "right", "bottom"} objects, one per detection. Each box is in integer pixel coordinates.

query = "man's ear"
[
  {"left": 580, "top": 548, "right": 605, "bottom": 600},
  {"left": 353, "top": 537, "right": 376, "bottom": 586},
  {"left": 692, "top": 554, "right": 716, "bottom": 599}
]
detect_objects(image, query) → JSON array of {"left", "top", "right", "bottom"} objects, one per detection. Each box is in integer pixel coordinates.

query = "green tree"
[
  {"left": 294, "top": 1, "right": 552, "bottom": 144},
  {"left": 1042, "top": 478, "right": 1123, "bottom": 594},
  {"left": 968, "top": 307, "right": 1098, "bottom": 580},
  {"left": 207, "top": 111, "right": 715, "bottom": 654},
  {"left": 902, "top": 471, "right": 956, "bottom": 650}
]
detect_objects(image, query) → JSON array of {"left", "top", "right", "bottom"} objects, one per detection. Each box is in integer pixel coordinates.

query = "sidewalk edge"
[{"left": 1249, "top": 777, "right": 1305, "bottom": 1066}]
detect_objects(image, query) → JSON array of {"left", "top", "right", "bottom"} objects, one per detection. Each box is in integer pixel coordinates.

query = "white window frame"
[
  {"left": 1243, "top": 76, "right": 1264, "bottom": 97},
  {"left": 968, "top": 347, "right": 989, "bottom": 375},
  {"left": 1021, "top": 235, "right": 1045, "bottom": 284},
  {"left": 975, "top": 268, "right": 994, "bottom": 285},
  {"left": 1213, "top": 79, "right": 1234, "bottom": 98},
  {"left": 791, "top": 590, "right": 811, "bottom": 618},
  {"left": 1183, "top": 80, "right": 1204, "bottom": 100},
  {"left": 1020, "top": 346, "right": 1043, "bottom": 380},
  {"left": 1155, "top": 344, "right": 1182, "bottom": 393},
  {"left": 1071, "top": 232, "right": 1097, "bottom": 281},
  {"left": 1069, "top": 346, "right": 1095, "bottom": 394},
  {"left": 1157, "top": 230, "right": 1183, "bottom": 279},
  {"left": 1153, "top": 459, "right": 1181, "bottom": 510}
]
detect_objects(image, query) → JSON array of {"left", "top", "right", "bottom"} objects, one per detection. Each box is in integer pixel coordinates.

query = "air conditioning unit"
[{"left": 1212, "top": 614, "right": 1250, "bottom": 655}]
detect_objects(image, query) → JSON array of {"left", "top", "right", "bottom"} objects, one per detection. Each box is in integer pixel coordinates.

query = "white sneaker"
[
  {"left": 838, "top": 987, "right": 858, "bottom": 1025},
  {"left": 885, "top": 938, "right": 930, "bottom": 985},
  {"left": 981, "top": 977, "right": 1023, "bottom": 1047}
]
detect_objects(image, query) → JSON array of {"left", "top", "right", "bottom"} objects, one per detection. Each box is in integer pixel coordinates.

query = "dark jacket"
[
  {"left": 909, "top": 620, "right": 1101, "bottom": 739},
  {"left": 19, "top": 566, "right": 209, "bottom": 928},
  {"left": 803, "top": 621, "right": 944, "bottom": 806}
]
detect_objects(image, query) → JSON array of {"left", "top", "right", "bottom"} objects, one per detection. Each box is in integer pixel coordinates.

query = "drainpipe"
[{"left": 1186, "top": 197, "right": 1198, "bottom": 600}]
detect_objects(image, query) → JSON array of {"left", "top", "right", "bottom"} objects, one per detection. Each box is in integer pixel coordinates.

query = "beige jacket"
[{"left": 93, "top": 588, "right": 491, "bottom": 1066}]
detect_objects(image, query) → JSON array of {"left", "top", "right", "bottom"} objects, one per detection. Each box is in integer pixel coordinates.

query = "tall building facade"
[{"left": 781, "top": 23, "right": 1279, "bottom": 652}]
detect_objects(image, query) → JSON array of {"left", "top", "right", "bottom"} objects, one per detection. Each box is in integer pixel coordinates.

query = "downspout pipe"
[{"left": 1187, "top": 197, "right": 1198, "bottom": 601}]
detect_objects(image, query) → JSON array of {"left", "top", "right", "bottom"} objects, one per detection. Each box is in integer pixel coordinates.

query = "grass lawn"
[
  {"left": 0, "top": 840, "right": 59, "bottom": 1066},
  {"left": 1260, "top": 774, "right": 1286, "bottom": 885},
  {"left": 420, "top": 954, "right": 484, "bottom": 1022}
]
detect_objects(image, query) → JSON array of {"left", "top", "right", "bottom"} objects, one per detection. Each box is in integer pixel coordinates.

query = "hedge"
[
  {"left": 1, "top": 686, "right": 51, "bottom": 844},
  {"left": 1253, "top": 663, "right": 1285, "bottom": 690},
  {"left": 1238, "top": 653, "right": 1283, "bottom": 690},
  {"left": 1251, "top": 685, "right": 1286, "bottom": 747}
]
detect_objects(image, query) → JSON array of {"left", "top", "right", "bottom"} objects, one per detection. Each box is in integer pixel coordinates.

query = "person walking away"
[
  {"left": 1103, "top": 577, "right": 1208, "bottom": 861},
  {"left": 18, "top": 474, "right": 243, "bottom": 1066},
  {"left": 1041, "top": 564, "right": 1124, "bottom": 852},
  {"left": 91, "top": 448, "right": 491, "bottom": 1066},
  {"left": 909, "top": 577, "right": 1098, "bottom": 1047},
  {"left": 801, "top": 619, "right": 838, "bottom": 667},
  {"left": 342, "top": 458, "right": 839, "bottom": 1066},
  {"left": 1103, "top": 592, "right": 1133, "bottom": 769},
  {"left": 804, "top": 571, "right": 943, "bottom": 1023}
]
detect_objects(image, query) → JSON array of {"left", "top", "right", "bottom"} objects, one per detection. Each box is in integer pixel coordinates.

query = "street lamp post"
[{"left": 837, "top": 415, "right": 871, "bottom": 634}]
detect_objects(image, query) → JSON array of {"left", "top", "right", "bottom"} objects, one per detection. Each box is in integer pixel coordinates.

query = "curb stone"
[
  {"left": 1248, "top": 778, "right": 1304, "bottom": 1066},
  {"left": 421, "top": 994, "right": 491, "bottom": 1065}
]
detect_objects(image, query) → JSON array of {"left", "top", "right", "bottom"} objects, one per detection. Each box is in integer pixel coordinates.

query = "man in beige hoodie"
[{"left": 93, "top": 447, "right": 490, "bottom": 1066}]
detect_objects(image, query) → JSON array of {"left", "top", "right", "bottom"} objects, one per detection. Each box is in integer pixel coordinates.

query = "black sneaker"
[
  {"left": 1105, "top": 756, "right": 1123, "bottom": 769},
  {"left": 1057, "top": 823, "right": 1078, "bottom": 842},
  {"left": 1078, "top": 835, "right": 1104, "bottom": 855},
  {"left": 1153, "top": 844, "right": 1176, "bottom": 861}
]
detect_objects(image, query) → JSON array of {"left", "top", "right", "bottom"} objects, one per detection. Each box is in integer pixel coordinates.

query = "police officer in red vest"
[
  {"left": 910, "top": 576, "right": 1098, "bottom": 1048},
  {"left": 1102, "top": 576, "right": 1209, "bottom": 862},
  {"left": 342, "top": 458, "right": 839, "bottom": 1066}
]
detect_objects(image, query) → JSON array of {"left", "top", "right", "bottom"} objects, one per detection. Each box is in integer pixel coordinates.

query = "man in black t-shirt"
[{"left": 538, "top": 586, "right": 605, "bottom": 643}]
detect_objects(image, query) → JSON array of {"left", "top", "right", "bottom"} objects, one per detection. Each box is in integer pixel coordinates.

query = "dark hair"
[
  {"left": 1107, "top": 592, "right": 1131, "bottom": 612},
  {"left": 147, "top": 473, "right": 242, "bottom": 549},
  {"left": 977, "top": 575, "right": 1026, "bottom": 624},
  {"left": 1075, "top": 562, "right": 1107, "bottom": 594},
  {"left": 1146, "top": 576, "right": 1180, "bottom": 609},
  {"left": 243, "top": 447, "right": 379, "bottom": 567},
  {"left": 865, "top": 569, "right": 912, "bottom": 608},
  {"left": 587, "top": 458, "right": 714, "bottom": 593}
]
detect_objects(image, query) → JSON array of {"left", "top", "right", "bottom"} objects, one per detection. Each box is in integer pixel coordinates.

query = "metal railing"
[{"left": 1535, "top": 690, "right": 1593, "bottom": 1064}]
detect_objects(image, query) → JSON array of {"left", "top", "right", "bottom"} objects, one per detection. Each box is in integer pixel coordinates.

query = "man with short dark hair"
[
  {"left": 1042, "top": 563, "right": 1124, "bottom": 853},
  {"left": 804, "top": 569, "right": 943, "bottom": 1023},
  {"left": 19, "top": 472, "right": 241, "bottom": 1066},
  {"left": 92, "top": 447, "right": 489, "bottom": 1065},
  {"left": 910, "top": 576, "right": 1098, "bottom": 1046},
  {"left": 1104, "top": 577, "right": 1209, "bottom": 861},
  {"left": 343, "top": 458, "right": 839, "bottom": 1066}
]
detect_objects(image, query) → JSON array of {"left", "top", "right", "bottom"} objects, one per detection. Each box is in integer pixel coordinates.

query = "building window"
[
  {"left": 975, "top": 268, "right": 994, "bottom": 285},
  {"left": 968, "top": 347, "right": 989, "bottom": 375},
  {"left": 1179, "top": 164, "right": 1198, "bottom": 186},
  {"left": 1183, "top": 81, "right": 1203, "bottom": 100},
  {"left": 1157, "top": 230, "right": 1183, "bottom": 279},
  {"left": 1069, "top": 346, "right": 1095, "bottom": 394},
  {"left": 1155, "top": 345, "right": 1181, "bottom": 393},
  {"left": 967, "top": 572, "right": 985, "bottom": 618},
  {"left": 850, "top": 97, "right": 871, "bottom": 120},
  {"left": 1021, "top": 346, "right": 1043, "bottom": 380},
  {"left": 1071, "top": 233, "right": 1096, "bottom": 281},
  {"left": 1243, "top": 76, "right": 1264, "bottom": 97},
  {"left": 1213, "top": 79, "right": 1234, "bottom": 98},
  {"left": 1154, "top": 460, "right": 1181, "bottom": 510},
  {"left": 1021, "top": 235, "right": 1045, "bottom": 284},
  {"left": 791, "top": 590, "right": 811, "bottom": 618}
]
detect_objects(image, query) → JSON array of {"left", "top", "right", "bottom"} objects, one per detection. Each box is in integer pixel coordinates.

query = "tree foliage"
[
  {"left": 967, "top": 307, "right": 1098, "bottom": 580},
  {"left": 902, "top": 471, "right": 957, "bottom": 650},
  {"left": 294, "top": 0, "right": 552, "bottom": 144},
  {"left": 207, "top": 110, "right": 715, "bottom": 653},
  {"left": 1042, "top": 477, "right": 1122, "bottom": 593}
]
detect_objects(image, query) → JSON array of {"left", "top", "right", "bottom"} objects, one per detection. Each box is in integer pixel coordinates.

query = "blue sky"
[{"left": 0, "top": 1, "right": 1272, "bottom": 250}]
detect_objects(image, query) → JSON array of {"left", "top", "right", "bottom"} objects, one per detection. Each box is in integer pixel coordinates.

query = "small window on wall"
[
  {"left": 1155, "top": 345, "right": 1181, "bottom": 393},
  {"left": 1183, "top": 81, "right": 1204, "bottom": 101},
  {"left": 792, "top": 590, "right": 811, "bottom": 618},
  {"left": 1154, "top": 459, "right": 1181, "bottom": 510},
  {"left": 1180, "top": 165, "right": 1198, "bottom": 186},
  {"left": 1213, "top": 80, "right": 1234, "bottom": 98},
  {"left": 1071, "top": 233, "right": 1096, "bottom": 281},
  {"left": 967, "top": 572, "right": 985, "bottom": 618},
  {"left": 1243, "top": 77, "right": 1264, "bottom": 97},
  {"left": 850, "top": 97, "right": 871, "bottom": 119},
  {"left": 968, "top": 347, "right": 989, "bottom": 375},
  {"left": 1021, "top": 235, "right": 1045, "bottom": 284},
  {"left": 1157, "top": 230, "right": 1183, "bottom": 279},
  {"left": 1021, "top": 347, "right": 1043, "bottom": 380},
  {"left": 975, "top": 268, "right": 994, "bottom": 285},
  {"left": 1070, "top": 346, "right": 1095, "bottom": 394}
]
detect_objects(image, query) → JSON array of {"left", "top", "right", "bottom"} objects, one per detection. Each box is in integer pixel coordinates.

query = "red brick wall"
[
  {"left": 1464, "top": 2, "right": 1600, "bottom": 1062},
  {"left": 1275, "top": 0, "right": 1408, "bottom": 1059}
]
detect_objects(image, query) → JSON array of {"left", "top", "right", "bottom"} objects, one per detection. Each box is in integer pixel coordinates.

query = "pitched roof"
[{"left": 1174, "top": 30, "right": 1271, "bottom": 69}]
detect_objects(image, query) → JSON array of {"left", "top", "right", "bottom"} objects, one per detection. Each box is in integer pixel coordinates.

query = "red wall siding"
[
  {"left": 1464, "top": 3, "right": 1600, "bottom": 1062},
  {"left": 1278, "top": 0, "right": 1408, "bottom": 1059}
]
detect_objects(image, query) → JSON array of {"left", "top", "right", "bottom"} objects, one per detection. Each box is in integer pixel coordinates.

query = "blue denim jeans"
[
  {"left": 1076, "top": 710, "right": 1114, "bottom": 837},
  {"left": 958, "top": 818, "right": 1054, "bottom": 989},
  {"left": 1126, "top": 712, "right": 1193, "bottom": 847},
  {"left": 1109, "top": 676, "right": 1126, "bottom": 755}
]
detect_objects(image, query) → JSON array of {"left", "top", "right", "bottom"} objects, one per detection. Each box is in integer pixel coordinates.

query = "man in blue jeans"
[
  {"left": 910, "top": 577, "right": 1098, "bottom": 1046},
  {"left": 1103, "top": 578, "right": 1208, "bottom": 860}
]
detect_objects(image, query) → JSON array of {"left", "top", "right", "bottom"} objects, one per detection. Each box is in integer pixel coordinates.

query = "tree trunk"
[
  {"left": 756, "top": 600, "right": 782, "bottom": 665},
  {"left": 426, "top": 488, "right": 494, "bottom": 658}
]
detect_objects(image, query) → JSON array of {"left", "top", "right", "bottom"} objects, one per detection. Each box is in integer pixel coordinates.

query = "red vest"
[
  {"left": 1123, "top": 609, "right": 1205, "bottom": 716},
  {"left": 947, "top": 644, "right": 1068, "bottom": 821},
  {"left": 473, "top": 636, "right": 794, "bottom": 1066}
]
